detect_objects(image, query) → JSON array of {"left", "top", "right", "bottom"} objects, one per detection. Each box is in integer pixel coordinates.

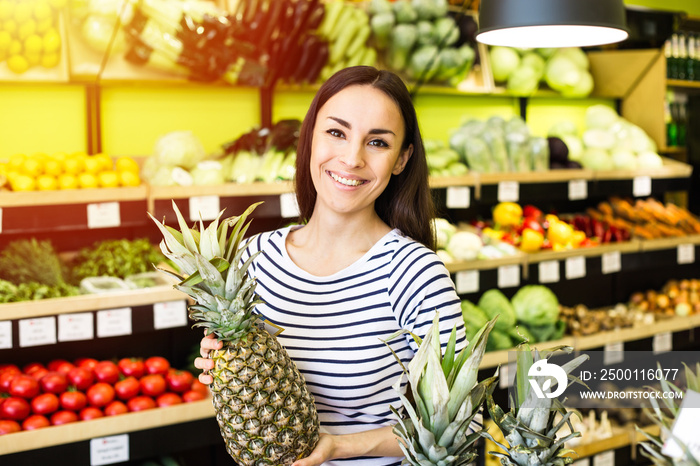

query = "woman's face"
[{"left": 309, "top": 84, "right": 412, "bottom": 217}]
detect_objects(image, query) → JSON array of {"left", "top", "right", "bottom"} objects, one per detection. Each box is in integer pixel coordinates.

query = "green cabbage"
[
  {"left": 585, "top": 105, "right": 619, "bottom": 130},
  {"left": 544, "top": 55, "right": 582, "bottom": 92},
  {"left": 580, "top": 148, "right": 613, "bottom": 170},
  {"left": 611, "top": 149, "right": 638, "bottom": 170},
  {"left": 486, "top": 330, "right": 513, "bottom": 351},
  {"left": 507, "top": 65, "right": 540, "bottom": 96},
  {"left": 461, "top": 300, "right": 489, "bottom": 328},
  {"left": 637, "top": 151, "right": 664, "bottom": 168},
  {"left": 478, "top": 289, "right": 516, "bottom": 332},
  {"left": 153, "top": 130, "right": 207, "bottom": 169},
  {"left": 508, "top": 325, "right": 537, "bottom": 344},
  {"left": 510, "top": 285, "right": 560, "bottom": 327},
  {"left": 548, "top": 120, "right": 579, "bottom": 138},
  {"left": 490, "top": 46, "right": 520, "bottom": 82}
]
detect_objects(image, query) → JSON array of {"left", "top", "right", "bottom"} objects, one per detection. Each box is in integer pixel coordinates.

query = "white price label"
[
  {"left": 97, "top": 308, "right": 132, "bottom": 338},
  {"left": 497, "top": 181, "right": 519, "bottom": 202},
  {"left": 0, "top": 321, "right": 11, "bottom": 349},
  {"left": 678, "top": 244, "right": 695, "bottom": 265},
  {"left": 446, "top": 186, "right": 471, "bottom": 209},
  {"left": 653, "top": 332, "right": 673, "bottom": 354},
  {"left": 602, "top": 251, "right": 622, "bottom": 274},
  {"left": 58, "top": 313, "right": 94, "bottom": 342},
  {"left": 498, "top": 265, "right": 520, "bottom": 288},
  {"left": 153, "top": 300, "right": 188, "bottom": 330},
  {"left": 87, "top": 202, "right": 121, "bottom": 229},
  {"left": 455, "top": 270, "right": 479, "bottom": 294},
  {"left": 604, "top": 341, "right": 624, "bottom": 365},
  {"left": 633, "top": 176, "right": 652, "bottom": 197},
  {"left": 538, "top": 260, "right": 560, "bottom": 283},
  {"left": 593, "top": 450, "right": 615, "bottom": 466},
  {"left": 568, "top": 179, "right": 588, "bottom": 200},
  {"left": 499, "top": 362, "right": 517, "bottom": 389},
  {"left": 280, "top": 192, "right": 300, "bottom": 218},
  {"left": 90, "top": 434, "right": 129, "bottom": 466},
  {"left": 189, "top": 196, "right": 220, "bottom": 222},
  {"left": 19, "top": 317, "right": 56, "bottom": 347},
  {"left": 573, "top": 459, "right": 591, "bottom": 466},
  {"left": 565, "top": 256, "right": 586, "bottom": 280}
]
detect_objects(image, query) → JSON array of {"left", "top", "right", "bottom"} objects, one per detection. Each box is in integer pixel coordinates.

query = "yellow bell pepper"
[{"left": 493, "top": 202, "right": 523, "bottom": 227}]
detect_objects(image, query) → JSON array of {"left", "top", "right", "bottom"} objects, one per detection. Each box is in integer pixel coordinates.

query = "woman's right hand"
[{"left": 193, "top": 330, "right": 222, "bottom": 385}]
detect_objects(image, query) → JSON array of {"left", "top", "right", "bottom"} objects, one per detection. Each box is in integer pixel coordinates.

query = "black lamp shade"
[{"left": 477, "top": 0, "right": 630, "bottom": 48}]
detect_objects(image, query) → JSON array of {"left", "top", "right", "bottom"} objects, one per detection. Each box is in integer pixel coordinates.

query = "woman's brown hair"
[{"left": 295, "top": 66, "right": 436, "bottom": 250}]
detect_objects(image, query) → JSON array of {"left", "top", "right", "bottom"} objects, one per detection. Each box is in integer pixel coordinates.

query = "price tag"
[
  {"left": 573, "top": 459, "right": 591, "bottom": 466},
  {"left": 0, "top": 321, "right": 11, "bottom": 349},
  {"left": 633, "top": 176, "right": 652, "bottom": 197},
  {"left": 189, "top": 196, "right": 220, "bottom": 222},
  {"left": 497, "top": 181, "right": 519, "bottom": 202},
  {"left": 87, "top": 202, "right": 121, "bottom": 229},
  {"left": 58, "top": 313, "right": 94, "bottom": 342},
  {"left": 565, "top": 256, "right": 586, "bottom": 280},
  {"left": 498, "top": 265, "right": 520, "bottom": 288},
  {"left": 603, "top": 341, "right": 624, "bottom": 365},
  {"left": 153, "top": 300, "right": 188, "bottom": 329},
  {"left": 653, "top": 332, "right": 673, "bottom": 354},
  {"left": 97, "top": 308, "right": 132, "bottom": 338},
  {"left": 19, "top": 317, "right": 56, "bottom": 347},
  {"left": 593, "top": 450, "right": 615, "bottom": 466},
  {"left": 678, "top": 244, "right": 695, "bottom": 264},
  {"left": 499, "top": 362, "right": 516, "bottom": 389},
  {"left": 455, "top": 270, "right": 479, "bottom": 294},
  {"left": 538, "top": 260, "right": 560, "bottom": 283},
  {"left": 446, "top": 186, "right": 471, "bottom": 209},
  {"left": 280, "top": 192, "right": 300, "bottom": 218},
  {"left": 90, "top": 434, "right": 129, "bottom": 466},
  {"left": 602, "top": 251, "right": 622, "bottom": 274},
  {"left": 568, "top": 179, "right": 588, "bottom": 200}
]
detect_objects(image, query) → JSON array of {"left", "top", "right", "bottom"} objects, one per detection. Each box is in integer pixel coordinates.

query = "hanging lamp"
[{"left": 476, "top": 0, "right": 630, "bottom": 48}]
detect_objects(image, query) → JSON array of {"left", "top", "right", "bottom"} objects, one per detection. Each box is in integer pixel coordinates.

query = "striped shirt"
[{"left": 242, "top": 226, "right": 469, "bottom": 466}]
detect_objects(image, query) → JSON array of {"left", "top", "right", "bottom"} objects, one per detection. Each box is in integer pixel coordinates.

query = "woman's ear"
[{"left": 392, "top": 144, "right": 413, "bottom": 175}]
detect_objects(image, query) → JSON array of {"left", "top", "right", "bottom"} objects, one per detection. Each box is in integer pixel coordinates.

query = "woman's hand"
[
  {"left": 193, "top": 330, "right": 222, "bottom": 384},
  {"left": 292, "top": 434, "right": 335, "bottom": 466},
  {"left": 291, "top": 427, "right": 403, "bottom": 466}
]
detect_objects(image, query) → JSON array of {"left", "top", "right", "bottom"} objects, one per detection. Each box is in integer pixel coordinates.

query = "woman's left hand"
[{"left": 292, "top": 434, "right": 335, "bottom": 466}]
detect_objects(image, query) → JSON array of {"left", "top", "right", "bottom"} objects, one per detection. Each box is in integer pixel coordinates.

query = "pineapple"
[
  {"left": 387, "top": 314, "right": 498, "bottom": 466},
  {"left": 637, "top": 363, "right": 700, "bottom": 466},
  {"left": 150, "top": 201, "right": 319, "bottom": 466},
  {"left": 484, "top": 344, "right": 588, "bottom": 466}
]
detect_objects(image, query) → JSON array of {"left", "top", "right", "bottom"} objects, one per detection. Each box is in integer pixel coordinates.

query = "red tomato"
[
  {"left": 104, "top": 401, "right": 128, "bottom": 416},
  {"left": 139, "top": 374, "right": 166, "bottom": 397},
  {"left": 66, "top": 367, "right": 94, "bottom": 391},
  {"left": 60, "top": 390, "right": 87, "bottom": 411},
  {"left": 73, "top": 358, "right": 99, "bottom": 371},
  {"left": 0, "top": 364, "right": 20, "bottom": 376},
  {"left": 0, "top": 397, "right": 30, "bottom": 420},
  {"left": 156, "top": 392, "right": 182, "bottom": 407},
  {"left": 29, "top": 367, "right": 49, "bottom": 381},
  {"left": 50, "top": 410, "right": 78, "bottom": 426},
  {"left": 127, "top": 396, "right": 156, "bottom": 412},
  {"left": 118, "top": 358, "right": 145, "bottom": 379},
  {"left": 93, "top": 361, "right": 120, "bottom": 385},
  {"left": 114, "top": 377, "right": 140, "bottom": 400},
  {"left": 0, "top": 372, "right": 18, "bottom": 393},
  {"left": 190, "top": 379, "right": 208, "bottom": 396},
  {"left": 39, "top": 371, "right": 68, "bottom": 394},
  {"left": 9, "top": 374, "right": 40, "bottom": 399},
  {"left": 0, "top": 420, "right": 21, "bottom": 435},
  {"left": 22, "top": 362, "right": 46, "bottom": 376},
  {"left": 144, "top": 356, "right": 170, "bottom": 376},
  {"left": 79, "top": 406, "right": 104, "bottom": 421},
  {"left": 182, "top": 390, "right": 206, "bottom": 403},
  {"left": 48, "top": 359, "right": 75, "bottom": 374},
  {"left": 87, "top": 383, "right": 115, "bottom": 408},
  {"left": 166, "top": 369, "right": 194, "bottom": 393},
  {"left": 22, "top": 414, "right": 50, "bottom": 431},
  {"left": 31, "top": 393, "right": 59, "bottom": 415}
]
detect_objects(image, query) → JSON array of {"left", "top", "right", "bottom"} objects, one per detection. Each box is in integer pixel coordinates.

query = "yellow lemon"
[
  {"left": 36, "top": 17, "right": 52, "bottom": 34},
  {"left": 119, "top": 170, "right": 141, "bottom": 187},
  {"left": 42, "top": 27, "right": 59, "bottom": 52},
  {"left": 17, "top": 19, "right": 36, "bottom": 41},
  {"left": 33, "top": 1, "right": 51, "bottom": 21},
  {"left": 77, "top": 172, "right": 97, "bottom": 189},
  {"left": 43, "top": 158, "right": 62, "bottom": 176},
  {"left": 24, "top": 33, "right": 41, "bottom": 54},
  {"left": 8, "top": 39, "right": 22, "bottom": 55},
  {"left": 21, "top": 157, "right": 43, "bottom": 177},
  {"left": 3, "top": 19, "right": 16, "bottom": 35},
  {"left": 24, "top": 51, "right": 40, "bottom": 66},
  {"left": 11, "top": 174, "right": 35, "bottom": 191},
  {"left": 93, "top": 152, "right": 113, "bottom": 171},
  {"left": 40, "top": 51, "right": 59, "bottom": 68},
  {"left": 0, "top": 30, "right": 11, "bottom": 51},
  {"left": 8, "top": 153, "right": 26, "bottom": 171},
  {"left": 13, "top": 3, "right": 31, "bottom": 23},
  {"left": 7, "top": 54, "right": 28, "bottom": 73},
  {"left": 62, "top": 155, "right": 83, "bottom": 175},
  {"left": 36, "top": 174, "right": 57, "bottom": 190},
  {"left": 57, "top": 173, "right": 77, "bottom": 189},
  {"left": 98, "top": 170, "right": 119, "bottom": 188},
  {"left": 115, "top": 156, "right": 140, "bottom": 174},
  {"left": 6, "top": 170, "right": 20, "bottom": 184},
  {"left": 50, "top": 151, "right": 67, "bottom": 161},
  {"left": 83, "top": 156, "right": 102, "bottom": 174},
  {"left": 0, "top": 1, "right": 14, "bottom": 21}
]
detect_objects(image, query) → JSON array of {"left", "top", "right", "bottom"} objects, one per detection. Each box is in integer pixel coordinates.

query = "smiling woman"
[{"left": 195, "top": 66, "right": 472, "bottom": 466}]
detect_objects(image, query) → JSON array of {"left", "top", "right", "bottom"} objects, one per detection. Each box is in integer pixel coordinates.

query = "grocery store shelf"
[
  {"left": 638, "top": 234, "right": 700, "bottom": 252},
  {"left": 593, "top": 157, "right": 693, "bottom": 180},
  {"left": 149, "top": 182, "right": 294, "bottom": 200},
  {"left": 0, "top": 186, "right": 148, "bottom": 207},
  {"left": 445, "top": 255, "right": 523, "bottom": 273},
  {"left": 524, "top": 240, "right": 642, "bottom": 264},
  {"left": 0, "top": 285, "right": 183, "bottom": 321},
  {"left": 658, "top": 146, "right": 687, "bottom": 155},
  {"left": 0, "top": 399, "right": 214, "bottom": 456},
  {"left": 667, "top": 79, "right": 700, "bottom": 90}
]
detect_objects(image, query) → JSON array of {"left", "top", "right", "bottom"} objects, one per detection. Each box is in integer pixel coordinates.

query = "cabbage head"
[
  {"left": 153, "top": 130, "right": 207, "bottom": 169},
  {"left": 637, "top": 151, "right": 664, "bottom": 168},
  {"left": 585, "top": 105, "right": 619, "bottom": 130},
  {"left": 611, "top": 149, "right": 638, "bottom": 170},
  {"left": 511, "top": 285, "right": 560, "bottom": 327},
  {"left": 580, "top": 148, "right": 613, "bottom": 170},
  {"left": 490, "top": 46, "right": 520, "bottom": 82},
  {"left": 478, "top": 289, "right": 516, "bottom": 331}
]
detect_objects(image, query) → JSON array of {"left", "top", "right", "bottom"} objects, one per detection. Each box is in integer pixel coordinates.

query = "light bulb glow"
[{"left": 476, "top": 25, "right": 629, "bottom": 48}]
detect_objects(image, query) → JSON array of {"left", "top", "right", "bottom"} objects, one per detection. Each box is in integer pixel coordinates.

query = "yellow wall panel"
[
  {"left": 0, "top": 85, "right": 86, "bottom": 159},
  {"left": 100, "top": 86, "right": 259, "bottom": 156},
  {"left": 273, "top": 89, "right": 316, "bottom": 123}
]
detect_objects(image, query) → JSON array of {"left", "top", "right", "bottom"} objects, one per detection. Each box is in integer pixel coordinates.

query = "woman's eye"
[
  {"left": 368, "top": 139, "right": 389, "bottom": 148},
  {"left": 327, "top": 129, "right": 344, "bottom": 138}
]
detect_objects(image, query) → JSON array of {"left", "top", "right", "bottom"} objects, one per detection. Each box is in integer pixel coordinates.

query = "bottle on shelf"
[
  {"left": 665, "top": 93, "right": 678, "bottom": 147},
  {"left": 669, "top": 33, "right": 680, "bottom": 80},
  {"left": 678, "top": 31, "right": 688, "bottom": 81},
  {"left": 665, "top": 36, "right": 674, "bottom": 79},
  {"left": 688, "top": 33, "right": 697, "bottom": 81}
]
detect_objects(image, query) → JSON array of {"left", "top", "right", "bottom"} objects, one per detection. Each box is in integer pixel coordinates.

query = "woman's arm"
[{"left": 292, "top": 427, "right": 404, "bottom": 466}]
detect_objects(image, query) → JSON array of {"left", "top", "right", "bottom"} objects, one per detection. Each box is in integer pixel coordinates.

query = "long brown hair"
[{"left": 295, "top": 66, "right": 436, "bottom": 250}]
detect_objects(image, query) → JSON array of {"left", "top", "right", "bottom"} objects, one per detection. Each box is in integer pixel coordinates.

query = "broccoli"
[
  {"left": 412, "top": 0, "right": 448, "bottom": 21},
  {"left": 389, "top": 23, "right": 418, "bottom": 70},
  {"left": 433, "top": 16, "right": 459, "bottom": 46},
  {"left": 408, "top": 44, "right": 440, "bottom": 80},
  {"left": 416, "top": 20, "right": 436, "bottom": 46},
  {"left": 370, "top": 11, "right": 395, "bottom": 50},
  {"left": 393, "top": 0, "right": 418, "bottom": 23}
]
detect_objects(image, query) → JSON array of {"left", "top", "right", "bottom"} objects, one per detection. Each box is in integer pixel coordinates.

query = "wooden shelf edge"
[
  {"left": 148, "top": 182, "right": 294, "bottom": 200},
  {"left": 524, "top": 240, "right": 642, "bottom": 264},
  {"left": 0, "top": 186, "right": 149, "bottom": 207},
  {"left": 593, "top": 157, "right": 692, "bottom": 180},
  {"left": 639, "top": 234, "right": 700, "bottom": 252},
  {"left": 0, "top": 286, "right": 184, "bottom": 320},
  {"left": 445, "top": 255, "right": 523, "bottom": 273},
  {"left": 667, "top": 79, "right": 700, "bottom": 90},
  {"left": 0, "top": 399, "right": 214, "bottom": 456}
]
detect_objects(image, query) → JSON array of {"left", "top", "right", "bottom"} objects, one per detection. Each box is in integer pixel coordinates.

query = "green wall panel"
[{"left": 625, "top": 0, "right": 700, "bottom": 16}]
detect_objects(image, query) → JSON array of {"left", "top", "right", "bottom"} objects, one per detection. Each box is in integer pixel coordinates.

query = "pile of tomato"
[{"left": 0, "top": 356, "right": 208, "bottom": 435}]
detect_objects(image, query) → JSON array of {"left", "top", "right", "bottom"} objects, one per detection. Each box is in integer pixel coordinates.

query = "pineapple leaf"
[
  {"left": 149, "top": 214, "right": 197, "bottom": 275},
  {"left": 516, "top": 344, "right": 534, "bottom": 407},
  {"left": 441, "top": 326, "right": 457, "bottom": 380},
  {"left": 153, "top": 266, "right": 185, "bottom": 284},
  {"left": 180, "top": 257, "right": 230, "bottom": 288},
  {"left": 199, "top": 210, "right": 225, "bottom": 260},
  {"left": 684, "top": 362, "right": 700, "bottom": 392},
  {"left": 194, "top": 252, "right": 226, "bottom": 297},
  {"left": 170, "top": 200, "right": 199, "bottom": 254},
  {"left": 224, "top": 202, "right": 263, "bottom": 261}
]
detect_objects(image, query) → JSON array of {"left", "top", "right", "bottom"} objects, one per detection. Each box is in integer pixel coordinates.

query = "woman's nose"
[{"left": 338, "top": 143, "right": 365, "bottom": 168}]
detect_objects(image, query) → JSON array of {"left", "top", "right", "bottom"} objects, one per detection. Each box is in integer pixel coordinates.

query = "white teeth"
[{"left": 329, "top": 172, "right": 364, "bottom": 186}]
